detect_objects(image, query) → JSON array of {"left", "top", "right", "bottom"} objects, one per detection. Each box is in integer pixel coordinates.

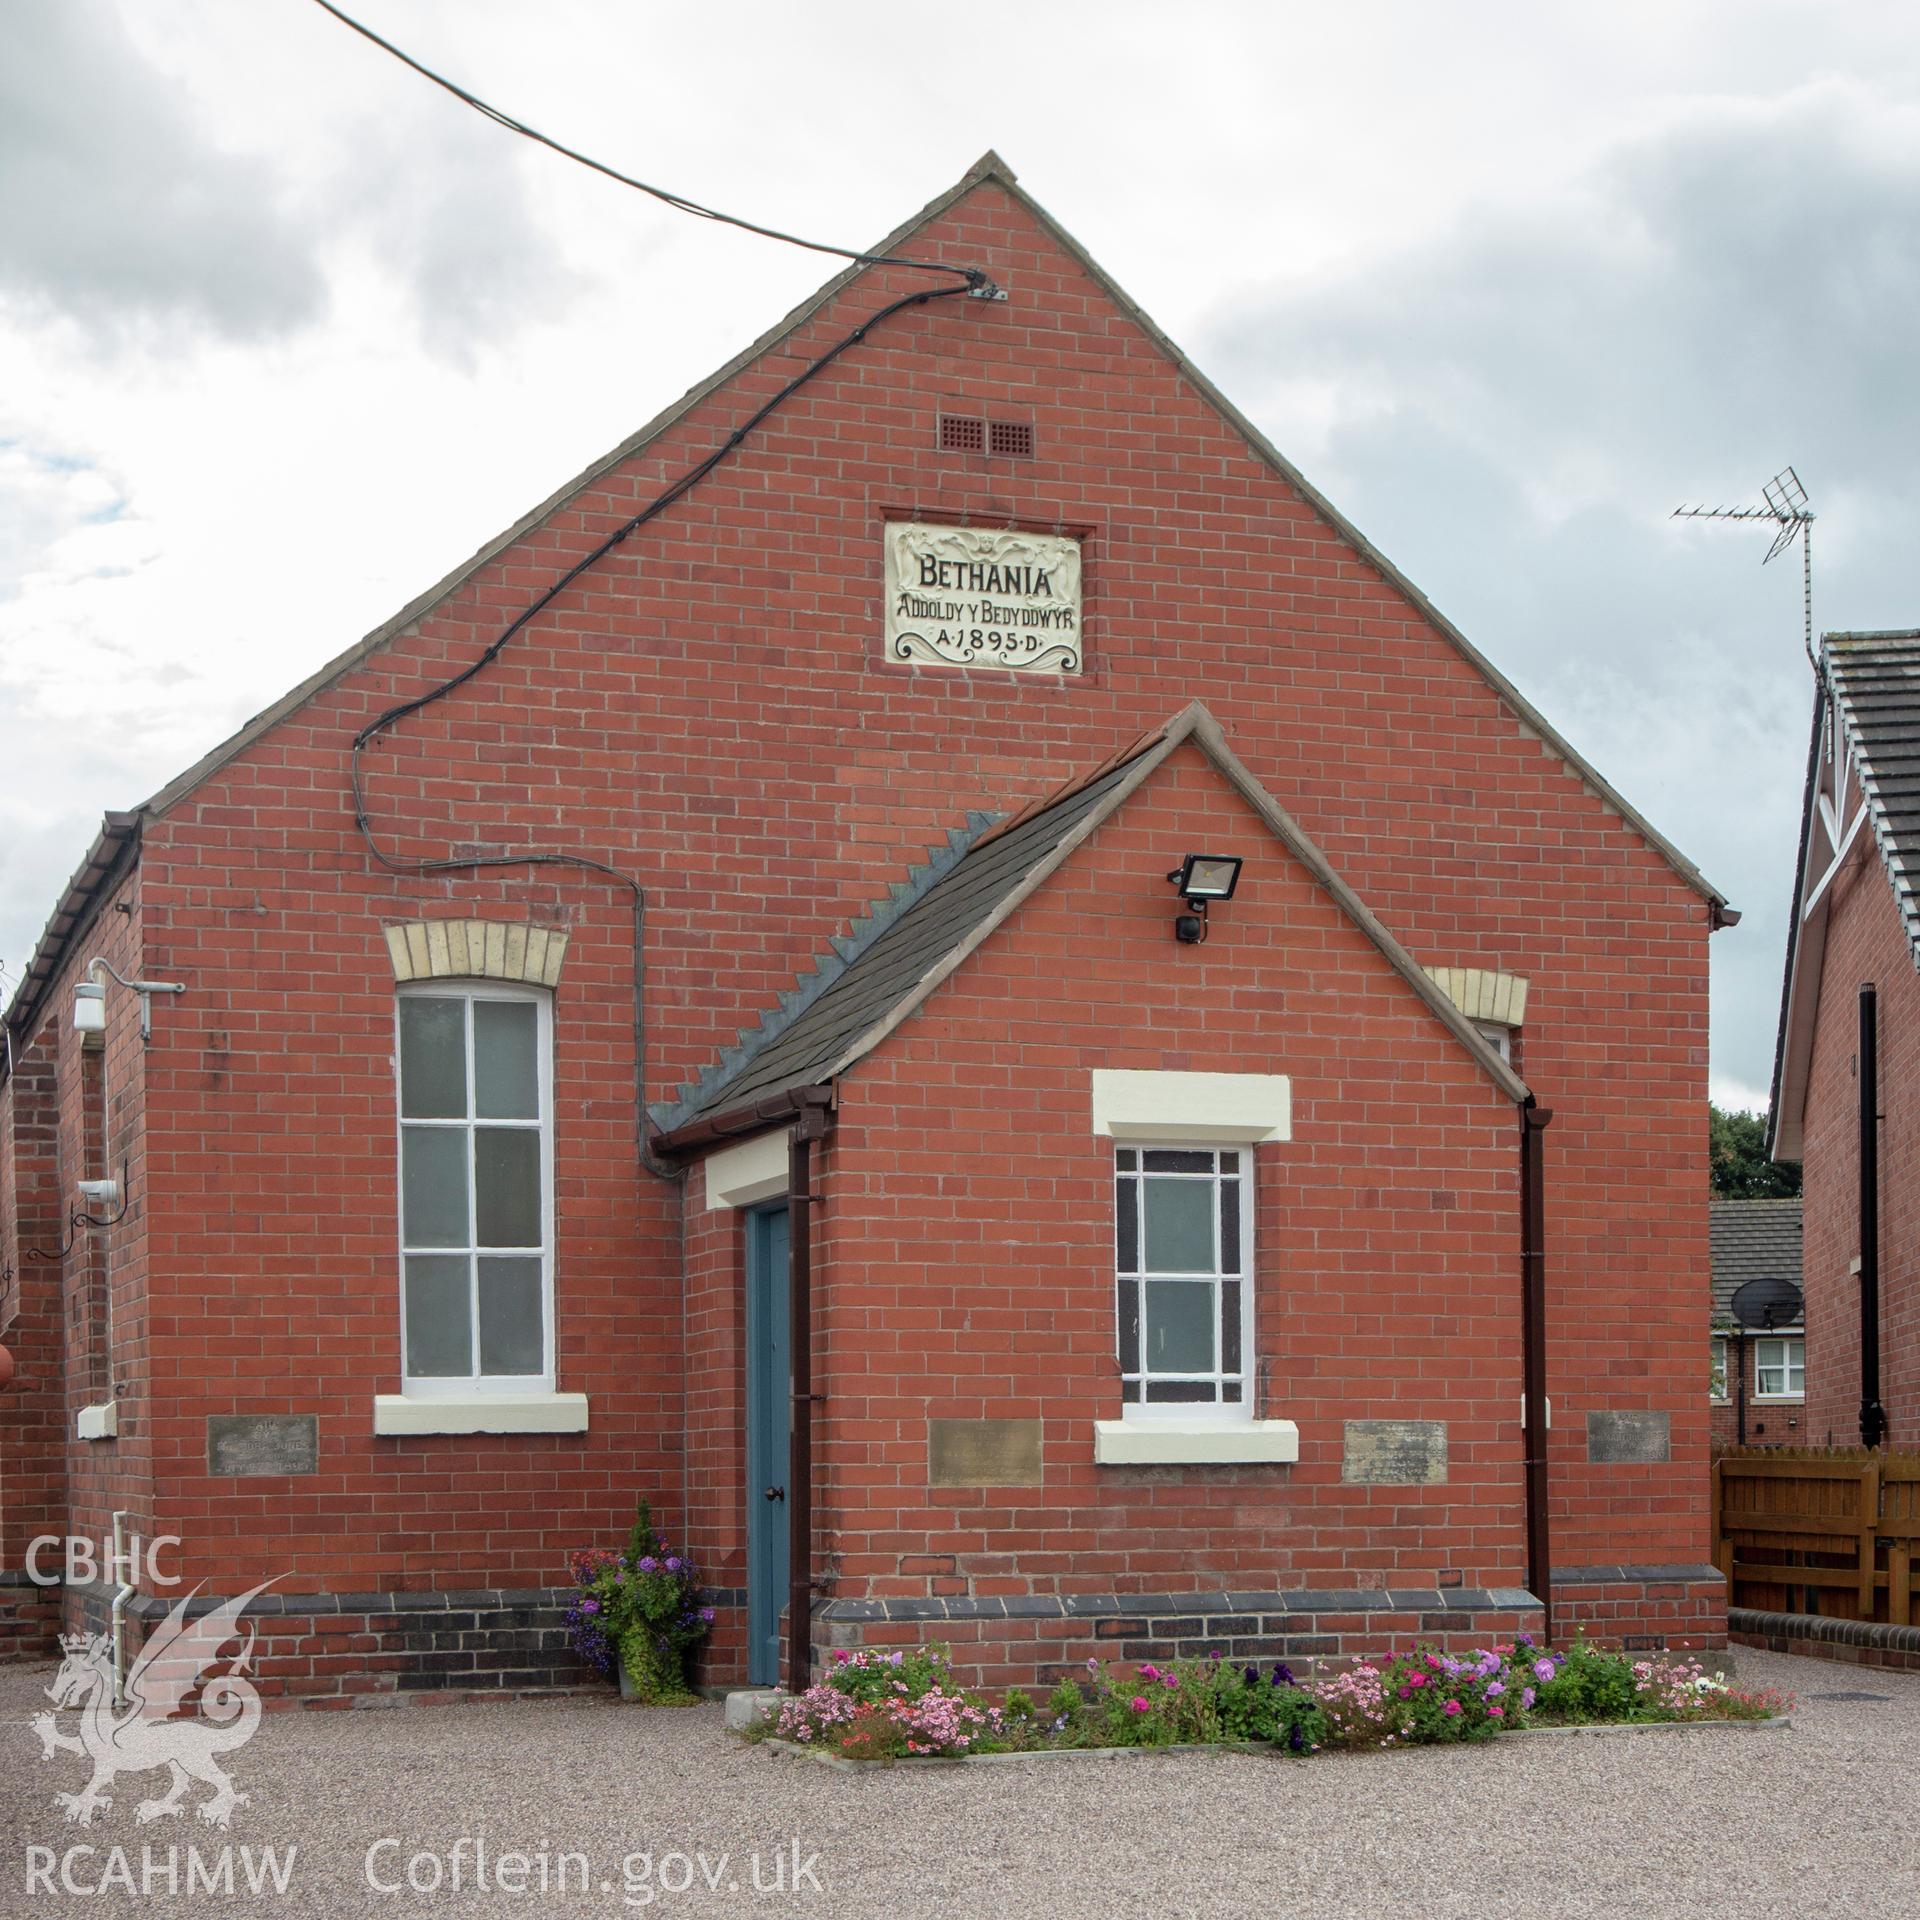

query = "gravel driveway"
[{"left": 2, "top": 1649, "right": 1914, "bottom": 1919}]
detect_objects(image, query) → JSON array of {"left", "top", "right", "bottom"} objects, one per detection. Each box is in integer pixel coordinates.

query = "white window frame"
[
  {"left": 1710, "top": 1336, "right": 1730, "bottom": 1405},
  {"left": 394, "top": 983, "right": 555, "bottom": 1400},
  {"left": 1752, "top": 1333, "right": 1805, "bottom": 1402},
  {"left": 1115, "top": 1144, "right": 1253, "bottom": 1424},
  {"left": 1472, "top": 1020, "right": 1514, "bottom": 1063}
]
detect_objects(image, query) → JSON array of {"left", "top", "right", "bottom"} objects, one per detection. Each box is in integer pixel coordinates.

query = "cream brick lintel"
[
  {"left": 1423, "top": 966, "right": 1528, "bottom": 1028},
  {"left": 384, "top": 920, "right": 570, "bottom": 988}
]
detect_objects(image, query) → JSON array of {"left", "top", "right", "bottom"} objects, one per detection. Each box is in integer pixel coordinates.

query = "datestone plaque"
[
  {"left": 1586, "top": 1409, "right": 1671, "bottom": 1464},
  {"left": 1342, "top": 1419, "right": 1448, "bottom": 1485},
  {"left": 928, "top": 1418, "right": 1044, "bottom": 1488},
  {"left": 207, "top": 1414, "right": 319, "bottom": 1478}
]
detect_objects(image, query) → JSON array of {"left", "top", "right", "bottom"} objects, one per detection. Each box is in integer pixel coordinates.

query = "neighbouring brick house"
[
  {"left": 1709, "top": 1198, "right": 1805, "bottom": 1449},
  {"left": 1771, "top": 631, "right": 1920, "bottom": 1450},
  {"left": 0, "top": 154, "right": 1733, "bottom": 1702}
]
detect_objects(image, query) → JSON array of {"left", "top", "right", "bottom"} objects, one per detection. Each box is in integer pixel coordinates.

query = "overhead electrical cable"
[
  {"left": 307, "top": 0, "right": 997, "bottom": 294},
  {"left": 309, "top": 7, "right": 997, "bottom": 1180}
]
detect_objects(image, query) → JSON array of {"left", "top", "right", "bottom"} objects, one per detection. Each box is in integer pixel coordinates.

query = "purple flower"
[
  {"left": 638, "top": 1556, "right": 659, "bottom": 1573},
  {"left": 581, "top": 1598, "right": 600, "bottom": 1615},
  {"left": 1533, "top": 1659, "right": 1556, "bottom": 1683},
  {"left": 1243, "top": 1665, "right": 1261, "bottom": 1686},
  {"left": 1521, "top": 1687, "right": 1536, "bottom": 1709},
  {"left": 1272, "top": 1663, "right": 1295, "bottom": 1687},
  {"left": 699, "top": 1606, "right": 716, "bottom": 1623},
  {"left": 1486, "top": 1680, "right": 1505, "bottom": 1698},
  {"left": 665, "top": 1556, "right": 683, "bottom": 1572}
]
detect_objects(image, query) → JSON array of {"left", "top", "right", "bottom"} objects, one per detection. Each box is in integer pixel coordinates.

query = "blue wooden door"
[{"left": 745, "top": 1203, "right": 791, "bottom": 1686}]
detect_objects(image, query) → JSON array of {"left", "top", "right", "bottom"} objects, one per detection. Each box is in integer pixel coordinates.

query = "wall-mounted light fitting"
[
  {"left": 1166, "top": 853, "right": 1244, "bottom": 944},
  {"left": 73, "top": 957, "right": 185, "bottom": 1043}
]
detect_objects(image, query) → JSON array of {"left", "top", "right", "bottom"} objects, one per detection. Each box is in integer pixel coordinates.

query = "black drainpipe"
[
  {"left": 785, "top": 1103, "right": 831, "bottom": 1692},
  {"left": 1520, "top": 1102, "right": 1555, "bottom": 1647},
  {"left": 1734, "top": 1330, "right": 1749, "bottom": 1447},
  {"left": 1859, "top": 984, "right": 1887, "bottom": 1448}
]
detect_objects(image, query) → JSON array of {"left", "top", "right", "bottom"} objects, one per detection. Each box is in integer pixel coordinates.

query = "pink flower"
[
  {"left": 1130, "top": 1695, "right": 1150, "bottom": 1712},
  {"left": 1140, "top": 1664, "right": 1159, "bottom": 1681},
  {"left": 1408, "top": 1673, "right": 1428, "bottom": 1689},
  {"left": 1443, "top": 1700, "right": 1462, "bottom": 1717},
  {"left": 1488, "top": 1705, "right": 1505, "bottom": 1718}
]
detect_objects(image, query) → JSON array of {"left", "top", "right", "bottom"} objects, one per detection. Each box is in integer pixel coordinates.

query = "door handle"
[{"left": 764, "top": 1485, "right": 786, "bottom": 1502}]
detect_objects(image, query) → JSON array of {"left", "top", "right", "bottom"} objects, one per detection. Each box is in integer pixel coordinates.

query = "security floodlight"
[
  {"left": 1166, "top": 853, "right": 1244, "bottom": 945},
  {"left": 1167, "top": 854, "right": 1243, "bottom": 904}
]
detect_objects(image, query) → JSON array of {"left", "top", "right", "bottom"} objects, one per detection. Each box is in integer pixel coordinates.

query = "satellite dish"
[{"left": 1730, "top": 1277, "right": 1804, "bottom": 1330}]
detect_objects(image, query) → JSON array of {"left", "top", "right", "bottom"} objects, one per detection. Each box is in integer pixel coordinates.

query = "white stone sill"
[
  {"left": 76, "top": 1401, "right": 118, "bottom": 1441},
  {"left": 1093, "top": 1418, "right": 1299, "bottom": 1465},
  {"left": 373, "top": 1393, "right": 589, "bottom": 1436}
]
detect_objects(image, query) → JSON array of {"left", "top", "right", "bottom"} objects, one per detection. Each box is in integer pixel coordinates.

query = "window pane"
[
  {"left": 1117, "top": 1278, "right": 1140, "bottom": 1374},
  {"left": 405, "top": 1255, "right": 472, "bottom": 1376},
  {"left": 402, "top": 1127, "right": 469, "bottom": 1247},
  {"left": 1219, "top": 1179, "right": 1241, "bottom": 1275},
  {"left": 1145, "top": 1280, "right": 1215, "bottom": 1373},
  {"left": 478, "top": 1256, "right": 544, "bottom": 1374},
  {"left": 1145, "top": 1378, "right": 1216, "bottom": 1403},
  {"left": 1143, "top": 1149, "right": 1213, "bottom": 1173},
  {"left": 1222, "top": 1381, "right": 1243, "bottom": 1403},
  {"left": 474, "top": 1000, "right": 539, "bottom": 1120},
  {"left": 399, "top": 997, "right": 466, "bottom": 1119},
  {"left": 1221, "top": 1279, "right": 1241, "bottom": 1375},
  {"left": 1144, "top": 1178, "right": 1213, "bottom": 1272},
  {"left": 1121, "top": 1379, "right": 1141, "bottom": 1403},
  {"left": 475, "top": 1128, "right": 541, "bottom": 1246},
  {"left": 1116, "top": 1177, "right": 1139, "bottom": 1273},
  {"left": 1115, "top": 1148, "right": 1137, "bottom": 1171}
]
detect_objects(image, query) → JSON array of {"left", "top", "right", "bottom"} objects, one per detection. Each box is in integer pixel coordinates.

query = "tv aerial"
[{"left": 1674, "top": 467, "right": 1815, "bottom": 669}]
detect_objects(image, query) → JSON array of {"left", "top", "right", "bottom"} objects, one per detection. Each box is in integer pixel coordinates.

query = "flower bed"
[{"left": 743, "top": 1637, "right": 1790, "bottom": 1765}]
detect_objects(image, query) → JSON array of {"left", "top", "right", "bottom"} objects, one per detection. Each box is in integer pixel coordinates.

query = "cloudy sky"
[{"left": 4, "top": 0, "right": 1917, "bottom": 1110}]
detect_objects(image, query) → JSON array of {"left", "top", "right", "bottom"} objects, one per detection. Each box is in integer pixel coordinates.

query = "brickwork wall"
[
  {"left": 1, "top": 1030, "right": 67, "bottom": 1638},
  {"left": 1797, "top": 833, "right": 1920, "bottom": 1447},
  {"left": 11, "top": 174, "right": 1714, "bottom": 1651},
  {"left": 811, "top": 745, "right": 1528, "bottom": 1608}
]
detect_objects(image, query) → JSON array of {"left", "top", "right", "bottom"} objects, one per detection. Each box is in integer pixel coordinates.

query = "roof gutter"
[
  {"left": 2, "top": 811, "right": 143, "bottom": 1084},
  {"left": 650, "top": 1083, "right": 834, "bottom": 1158}
]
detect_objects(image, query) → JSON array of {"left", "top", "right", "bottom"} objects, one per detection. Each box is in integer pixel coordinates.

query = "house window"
[
  {"left": 1710, "top": 1337, "right": 1729, "bottom": 1403},
  {"left": 1753, "top": 1335, "right": 1805, "bottom": 1401},
  {"left": 396, "top": 985, "right": 553, "bottom": 1394},
  {"left": 1472, "top": 1021, "right": 1513, "bottom": 1063},
  {"left": 1115, "top": 1146, "right": 1251, "bottom": 1414}
]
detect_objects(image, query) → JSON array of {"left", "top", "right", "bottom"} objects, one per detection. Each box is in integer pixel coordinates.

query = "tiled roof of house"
[
  {"left": 650, "top": 703, "right": 1530, "bottom": 1142},
  {"left": 1768, "top": 632, "right": 1920, "bottom": 1157},
  {"left": 1827, "top": 632, "right": 1920, "bottom": 958},
  {"left": 1709, "top": 1197, "right": 1803, "bottom": 1328}
]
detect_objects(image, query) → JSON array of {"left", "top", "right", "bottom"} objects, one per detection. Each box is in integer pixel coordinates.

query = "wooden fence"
[{"left": 1713, "top": 1447, "right": 1920, "bottom": 1624}]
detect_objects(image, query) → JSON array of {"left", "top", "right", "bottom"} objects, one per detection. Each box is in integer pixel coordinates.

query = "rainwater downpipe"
[
  {"left": 110, "top": 1509, "right": 135, "bottom": 1708},
  {"left": 1520, "top": 1102, "right": 1554, "bottom": 1647},
  {"left": 1859, "top": 984, "right": 1887, "bottom": 1448},
  {"left": 785, "top": 1104, "right": 831, "bottom": 1694}
]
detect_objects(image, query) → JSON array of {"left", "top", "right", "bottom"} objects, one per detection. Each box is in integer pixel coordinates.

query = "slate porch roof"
[
  {"left": 651, "top": 703, "right": 1530, "bottom": 1143},
  {"left": 1709, "top": 1198, "right": 1803, "bottom": 1331}
]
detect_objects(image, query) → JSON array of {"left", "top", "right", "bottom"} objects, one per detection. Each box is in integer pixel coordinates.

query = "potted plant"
[{"left": 564, "top": 1500, "right": 715, "bottom": 1704}]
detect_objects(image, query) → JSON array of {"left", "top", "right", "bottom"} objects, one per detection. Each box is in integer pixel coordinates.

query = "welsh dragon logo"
[{"left": 32, "top": 1582, "right": 273, "bottom": 1828}]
